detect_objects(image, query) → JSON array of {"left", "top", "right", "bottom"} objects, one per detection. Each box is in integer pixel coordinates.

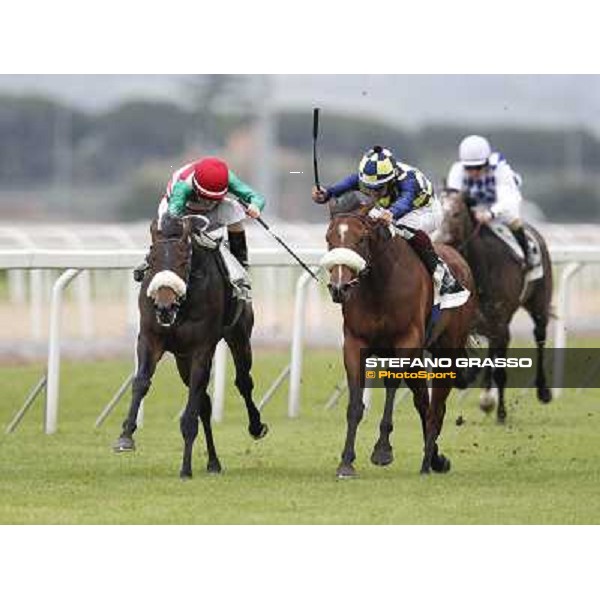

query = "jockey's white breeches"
[
  {"left": 220, "top": 243, "right": 249, "bottom": 283},
  {"left": 157, "top": 197, "right": 249, "bottom": 285},
  {"left": 396, "top": 196, "right": 443, "bottom": 234},
  {"left": 157, "top": 196, "right": 246, "bottom": 233},
  {"left": 491, "top": 193, "right": 522, "bottom": 225}
]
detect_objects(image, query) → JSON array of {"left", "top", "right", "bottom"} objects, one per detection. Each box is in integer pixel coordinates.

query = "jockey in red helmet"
[{"left": 134, "top": 157, "right": 265, "bottom": 296}]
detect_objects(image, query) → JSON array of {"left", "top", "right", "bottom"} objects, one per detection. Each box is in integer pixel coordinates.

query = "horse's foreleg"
[
  {"left": 338, "top": 384, "right": 365, "bottom": 478},
  {"left": 371, "top": 384, "right": 398, "bottom": 467},
  {"left": 114, "top": 335, "right": 163, "bottom": 452},
  {"left": 180, "top": 358, "right": 216, "bottom": 478},
  {"left": 337, "top": 337, "right": 365, "bottom": 479},
  {"left": 180, "top": 349, "right": 221, "bottom": 479},
  {"left": 225, "top": 322, "right": 268, "bottom": 440},
  {"left": 421, "top": 386, "right": 451, "bottom": 475}
]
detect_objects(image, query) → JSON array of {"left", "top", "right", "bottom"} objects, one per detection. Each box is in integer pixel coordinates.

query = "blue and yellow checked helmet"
[{"left": 358, "top": 146, "right": 397, "bottom": 189}]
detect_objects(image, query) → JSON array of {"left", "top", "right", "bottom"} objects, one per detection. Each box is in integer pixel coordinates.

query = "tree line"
[{"left": 0, "top": 94, "right": 598, "bottom": 222}]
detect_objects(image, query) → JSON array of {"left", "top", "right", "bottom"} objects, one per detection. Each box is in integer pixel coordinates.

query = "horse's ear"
[
  {"left": 357, "top": 204, "right": 369, "bottom": 216},
  {"left": 181, "top": 216, "right": 192, "bottom": 240},
  {"left": 463, "top": 194, "right": 477, "bottom": 208},
  {"left": 358, "top": 199, "right": 378, "bottom": 217},
  {"left": 330, "top": 192, "right": 366, "bottom": 217}
]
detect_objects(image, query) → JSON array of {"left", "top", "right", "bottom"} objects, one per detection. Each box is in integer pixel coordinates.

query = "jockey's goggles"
[{"left": 464, "top": 162, "right": 488, "bottom": 172}]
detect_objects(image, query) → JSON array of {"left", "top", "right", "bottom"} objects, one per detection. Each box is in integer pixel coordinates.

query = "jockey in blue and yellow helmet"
[{"left": 313, "top": 145, "right": 470, "bottom": 309}]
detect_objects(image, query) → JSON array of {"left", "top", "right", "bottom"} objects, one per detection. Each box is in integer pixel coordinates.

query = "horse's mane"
[
  {"left": 327, "top": 209, "right": 400, "bottom": 260},
  {"left": 155, "top": 213, "right": 185, "bottom": 239},
  {"left": 329, "top": 191, "right": 368, "bottom": 217}
]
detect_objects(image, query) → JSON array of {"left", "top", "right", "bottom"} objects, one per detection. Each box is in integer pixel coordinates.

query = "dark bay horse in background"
[
  {"left": 113, "top": 213, "right": 268, "bottom": 478},
  {"left": 321, "top": 208, "right": 477, "bottom": 478},
  {"left": 439, "top": 191, "right": 553, "bottom": 422}
]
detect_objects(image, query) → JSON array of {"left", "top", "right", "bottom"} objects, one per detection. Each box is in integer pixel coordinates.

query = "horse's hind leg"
[
  {"left": 371, "top": 384, "right": 398, "bottom": 467},
  {"left": 489, "top": 332, "right": 510, "bottom": 423},
  {"left": 114, "top": 335, "right": 163, "bottom": 452},
  {"left": 525, "top": 303, "right": 552, "bottom": 404},
  {"left": 420, "top": 385, "right": 452, "bottom": 475},
  {"left": 479, "top": 363, "right": 497, "bottom": 414},
  {"left": 225, "top": 317, "right": 268, "bottom": 440}
]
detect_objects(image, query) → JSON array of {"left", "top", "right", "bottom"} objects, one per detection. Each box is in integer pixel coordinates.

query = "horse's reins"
[{"left": 457, "top": 219, "right": 482, "bottom": 252}]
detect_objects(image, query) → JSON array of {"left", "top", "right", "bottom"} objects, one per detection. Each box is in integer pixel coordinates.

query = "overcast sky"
[{"left": 1, "top": 74, "right": 598, "bottom": 131}]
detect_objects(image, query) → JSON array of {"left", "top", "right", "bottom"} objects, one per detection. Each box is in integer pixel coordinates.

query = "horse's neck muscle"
[{"left": 362, "top": 235, "right": 423, "bottom": 302}]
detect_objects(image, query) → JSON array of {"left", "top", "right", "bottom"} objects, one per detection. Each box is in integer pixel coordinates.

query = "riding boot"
[
  {"left": 133, "top": 252, "right": 150, "bottom": 283},
  {"left": 228, "top": 230, "right": 249, "bottom": 270},
  {"left": 228, "top": 230, "right": 252, "bottom": 301},
  {"left": 512, "top": 226, "right": 532, "bottom": 270},
  {"left": 402, "top": 227, "right": 471, "bottom": 309}
]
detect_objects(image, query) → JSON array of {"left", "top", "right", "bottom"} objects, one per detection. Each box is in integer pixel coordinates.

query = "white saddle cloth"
[{"left": 488, "top": 221, "right": 544, "bottom": 282}]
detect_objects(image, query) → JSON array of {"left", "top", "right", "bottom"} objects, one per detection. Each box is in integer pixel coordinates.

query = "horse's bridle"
[
  {"left": 327, "top": 213, "right": 390, "bottom": 285},
  {"left": 444, "top": 193, "right": 482, "bottom": 252},
  {"left": 149, "top": 234, "right": 193, "bottom": 305},
  {"left": 149, "top": 214, "right": 212, "bottom": 302}
]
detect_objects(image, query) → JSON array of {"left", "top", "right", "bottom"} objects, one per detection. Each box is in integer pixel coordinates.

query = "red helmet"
[{"left": 192, "top": 157, "right": 229, "bottom": 201}]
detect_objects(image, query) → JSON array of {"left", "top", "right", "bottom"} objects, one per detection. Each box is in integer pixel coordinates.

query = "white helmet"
[{"left": 459, "top": 135, "right": 491, "bottom": 167}]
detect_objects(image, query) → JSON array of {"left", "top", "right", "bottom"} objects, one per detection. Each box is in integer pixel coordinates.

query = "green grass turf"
[{"left": 0, "top": 349, "right": 598, "bottom": 524}]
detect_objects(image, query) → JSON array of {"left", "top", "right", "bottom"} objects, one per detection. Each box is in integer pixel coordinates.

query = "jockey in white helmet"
[{"left": 447, "top": 135, "right": 531, "bottom": 268}]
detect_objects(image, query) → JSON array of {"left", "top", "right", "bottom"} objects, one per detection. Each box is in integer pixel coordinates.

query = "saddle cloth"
[
  {"left": 190, "top": 231, "right": 250, "bottom": 328},
  {"left": 488, "top": 221, "right": 544, "bottom": 282},
  {"left": 192, "top": 231, "right": 250, "bottom": 286}
]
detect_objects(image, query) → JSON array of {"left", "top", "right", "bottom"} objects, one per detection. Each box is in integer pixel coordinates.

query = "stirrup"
[
  {"left": 232, "top": 279, "right": 252, "bottom": 302},
  {"left": 438, "top": 268, "right": 471, "bottom": 309},
  {"left": 133, "top": 263, "right": 148, "bottom": 283}
]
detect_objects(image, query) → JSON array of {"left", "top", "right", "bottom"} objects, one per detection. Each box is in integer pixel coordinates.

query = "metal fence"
[{"left": 2, "top": 222, "right": 600, "bottom": 433}]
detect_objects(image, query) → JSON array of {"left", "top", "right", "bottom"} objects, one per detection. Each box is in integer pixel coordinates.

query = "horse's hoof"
[
  {"left": 207, "top": 461, "right": 222, "bottom": 474},
  {"left": 431, "top": 454, "right": 451, "bottom": 474},
  {"left": 370, "top": 447, "right": 394, "bottom": 467},
  {"left": 250, "top": 423, "right": 269, "bottom": 440},
  {"left": 336, "top": 463, "right": 357, "bottom": 479},
  {"left": 538, "top": 388, "right": 552, "bottom": 404},
  {"left": 479, "top": 397, "right": 496, "bottom": 414},
  {"left": 496, "top": 411, "right": 507, "bottom": 424},
  {"left": 420, "top": 466, "right": 431, "bottom": 476},
  {"left": 180, "top": 470, "right": 192, "bottom": 480},
  {"left": 113, "top": 437, "right": 135, "bottom": 453}
]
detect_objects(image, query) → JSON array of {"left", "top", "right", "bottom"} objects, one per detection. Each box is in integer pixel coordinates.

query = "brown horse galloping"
[
  {"left": 439, "top": 191, "right": 553, "bottom": 422},
  {"left": 113, "top": 212, "right": 268, "bottom": 478},
  {"left": 322, "top": 210, "right": 477, "bottom": 477}
]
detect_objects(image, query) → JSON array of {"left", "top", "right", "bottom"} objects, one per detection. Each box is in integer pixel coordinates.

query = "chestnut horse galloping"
[
  {"left": 113, "top": 213, "right": 268, "bottom": 478},
  {"left": 321, "top": 211, "right": 477, "bottom": 478}
]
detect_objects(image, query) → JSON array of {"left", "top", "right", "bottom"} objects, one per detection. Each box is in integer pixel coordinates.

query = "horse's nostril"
[{"left": 156, "top": 304, "right": 178, "bottom": 326}]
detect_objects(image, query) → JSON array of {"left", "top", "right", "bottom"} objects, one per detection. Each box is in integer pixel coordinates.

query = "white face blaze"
[
  {"left": 338, "top": 223, "right": 349, "bottom": 244},
  {"left": 146, "top": 270, "right": 187, "bottom": 301}
]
